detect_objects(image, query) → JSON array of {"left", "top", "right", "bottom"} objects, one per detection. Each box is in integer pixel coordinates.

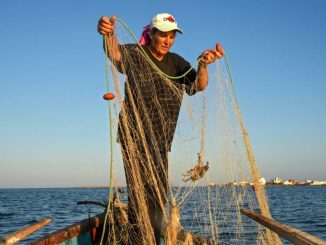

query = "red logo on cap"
[{"left": 163, "top": 16, "right": 175, "bottom": 23}]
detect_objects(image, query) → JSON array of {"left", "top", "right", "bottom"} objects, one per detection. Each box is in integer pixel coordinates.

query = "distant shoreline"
[
  {"left": 1, "top": 185, "right": 326, "bottom": 189},
  {"left": 266, "top": 183, "right": 326, "bottom": 186}
]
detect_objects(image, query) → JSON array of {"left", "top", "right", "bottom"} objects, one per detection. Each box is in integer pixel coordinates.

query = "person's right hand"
[{"left": 97, "top": 16, "right": 116, "bottom": 36}]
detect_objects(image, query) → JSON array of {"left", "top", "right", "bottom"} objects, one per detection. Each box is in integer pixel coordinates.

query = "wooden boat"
[
  {"left": 2, "top": 199, "right": 325, "bottom": 245},
  {"left": 2, "top": 199, "right": 215, "bottom": 245},
  {"left": 27, "top": 214, "right": 214, "bottom": 245},
  {"left": 29, "top": 212, "right": 106, "bottom": 245}
]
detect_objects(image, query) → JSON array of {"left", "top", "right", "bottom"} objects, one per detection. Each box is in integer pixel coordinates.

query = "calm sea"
[{"left": 0, "top": 186, "right": 325, "bottom": 244}]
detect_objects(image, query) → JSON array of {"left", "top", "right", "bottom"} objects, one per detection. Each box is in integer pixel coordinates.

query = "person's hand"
[
  {"left": 199, "top": 43, "right": 224, "bottom": 66},
  {"left": 97, "top": 16, "right": 116, "bottom": 36}
]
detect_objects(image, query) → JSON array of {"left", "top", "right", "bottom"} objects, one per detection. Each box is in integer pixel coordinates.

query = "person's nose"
[{"left": 163, "top": 37, "right": 169, "bottom": 45}]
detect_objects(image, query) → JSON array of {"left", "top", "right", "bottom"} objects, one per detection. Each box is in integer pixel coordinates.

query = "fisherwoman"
[{"left": 97, "top": 13, "right": 224, "bottom": 245}]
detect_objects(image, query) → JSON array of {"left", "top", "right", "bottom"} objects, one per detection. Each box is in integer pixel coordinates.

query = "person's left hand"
[{"left": 199, "top": 43, "right": 224, "bottom": 66}]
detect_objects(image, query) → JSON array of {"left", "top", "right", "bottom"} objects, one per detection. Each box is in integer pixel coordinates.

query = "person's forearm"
[
  {"left": 195, "top": 63, "right": 209, "bottom": 91},
  {"left": 103, "top": 34, "right": 121, "bottom": 63}
]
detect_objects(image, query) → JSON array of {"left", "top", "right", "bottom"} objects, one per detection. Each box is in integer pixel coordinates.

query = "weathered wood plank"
[
  {"left": 240, "top": 208, "right": 326, "bottom": 245},
  {"left": 1, "top": 218, "right": 52, "bottom": 245},
  {"left": 28, "top": 214, "right": 105, "bottom": 245}
]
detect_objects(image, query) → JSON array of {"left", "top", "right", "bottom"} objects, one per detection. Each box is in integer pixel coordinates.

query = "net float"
[{"left": 103, "top": 93, "right": 115, "bottom": 100}]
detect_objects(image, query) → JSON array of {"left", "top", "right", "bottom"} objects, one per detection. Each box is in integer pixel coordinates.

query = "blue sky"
[{"left": 0, "top": 1, "right": 325, "bottom": 188}]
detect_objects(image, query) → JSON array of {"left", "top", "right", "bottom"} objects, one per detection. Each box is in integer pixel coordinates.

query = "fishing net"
[{"left": 100, "top": 19, "right": 282, "bottom": 245}]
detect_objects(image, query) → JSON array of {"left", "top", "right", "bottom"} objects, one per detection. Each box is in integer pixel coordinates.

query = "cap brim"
[
  {"left": 175, "top": 28, "right": 183, "bottom": 34},
  {"left": 154, "top": 25, "right": 183, "bottom": 34}
]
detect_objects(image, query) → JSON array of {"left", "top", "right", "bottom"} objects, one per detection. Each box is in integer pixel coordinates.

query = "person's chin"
[
  {"left": 161, "top": 47, "right": 169, "bottom": 53},
  {"left": 161, "top": 50, "right": 168, "bottom": 55}
]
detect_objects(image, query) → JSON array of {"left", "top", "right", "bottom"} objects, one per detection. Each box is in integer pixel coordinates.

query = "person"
[{"left": 97, "top": 13, "right": 224, "bottom": 245}]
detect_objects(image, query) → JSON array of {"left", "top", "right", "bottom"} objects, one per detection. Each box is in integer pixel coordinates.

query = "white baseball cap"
[{"left": 150, "top": 13, "right": 183, "bottom": 34}]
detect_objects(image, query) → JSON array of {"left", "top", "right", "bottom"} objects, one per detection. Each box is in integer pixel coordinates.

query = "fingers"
[
  {"left": 109, "top": 16, "right": 116, "bottom": 23},
  {"left": 216, "top": 43, "right": 225, "bottom": 56},
  {"left": 97, "top": 16, "right": 116, "bottom": 36},
  {"left": 200, "top": 49, "right": 220, "bottom": 65},
  {"left": 199, "top": 43, "right": 225, "bottom": 66}
]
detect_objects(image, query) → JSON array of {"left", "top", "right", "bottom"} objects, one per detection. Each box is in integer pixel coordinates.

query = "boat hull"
[{"left": 28, "top": 213, "right": 105, "bottom": 245}]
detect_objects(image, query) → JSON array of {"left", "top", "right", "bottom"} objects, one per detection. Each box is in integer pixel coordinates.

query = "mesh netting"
[{"left": 101, "top": 20, "right": 282, "bottom": 245}]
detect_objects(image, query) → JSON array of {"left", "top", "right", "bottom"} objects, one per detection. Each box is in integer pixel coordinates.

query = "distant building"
[
  {"left": 249, "top": 177, "right": 266, "bottom": 186},
  {"left": 232, "top": 181, "right": 249, "bottom": 186},
  {"left": 271, "top": 177, "right": 282, "bottom": 184},
  {"left": 298, "top": 181, "right": 308, "bottom": 185},
  {"left": 259, "top": 178, "right": 266, "bottom": 185},
  {"left": 283, "top": 179, "right": 295, "bottom": 185},
  {"left": 310, "top": 181, "right": 326, "bottom": 186}
]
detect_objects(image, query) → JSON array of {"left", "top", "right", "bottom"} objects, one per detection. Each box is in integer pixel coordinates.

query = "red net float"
[{"left": 103, "top": 93, "right": 115, "bottom": 100}]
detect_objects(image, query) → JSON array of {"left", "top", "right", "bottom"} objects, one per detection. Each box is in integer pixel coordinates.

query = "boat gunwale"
[{"left": 28, "top": 213, "right": 105, "bottom": 245}]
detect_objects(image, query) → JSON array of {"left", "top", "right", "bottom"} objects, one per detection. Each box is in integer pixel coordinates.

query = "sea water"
[{"left": 0, "top": 186, "right": 325, "bottom": 244}]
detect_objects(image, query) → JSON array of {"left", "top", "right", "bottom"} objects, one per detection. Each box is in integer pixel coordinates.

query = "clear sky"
[{"left": 1, "top": 1, "right": 325, "bottom": 188}]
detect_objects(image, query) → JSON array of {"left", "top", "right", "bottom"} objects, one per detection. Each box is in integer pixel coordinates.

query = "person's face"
[{"left": 149, "top": 30, "right": 176, "bottom": 59}]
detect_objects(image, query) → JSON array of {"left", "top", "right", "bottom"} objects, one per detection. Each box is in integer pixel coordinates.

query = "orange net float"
[{"left": 103, "top": 93, "right": 115, "bottom": 100}]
